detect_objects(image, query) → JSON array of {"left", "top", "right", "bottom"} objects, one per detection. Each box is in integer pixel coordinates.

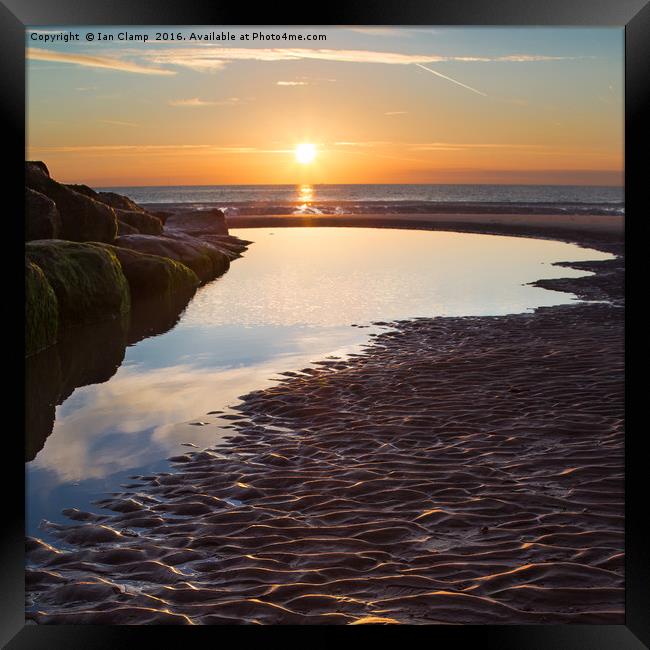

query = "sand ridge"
[{"left": 25, "top": 233, "right": 624, "bottom": 625}]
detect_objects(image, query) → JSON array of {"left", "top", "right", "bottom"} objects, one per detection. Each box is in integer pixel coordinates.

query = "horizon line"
[{"left": 89, "top": 180, "right": 624, "bottom": 190}]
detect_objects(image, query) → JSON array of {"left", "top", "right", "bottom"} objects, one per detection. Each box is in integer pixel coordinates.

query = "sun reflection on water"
[{"left": 298, "top": 184, "right": 313, "bottom": 203}]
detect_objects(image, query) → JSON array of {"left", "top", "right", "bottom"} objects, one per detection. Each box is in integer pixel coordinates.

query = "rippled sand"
[{"left": 26, "top": 242, "right": 624, "bottom": 625}]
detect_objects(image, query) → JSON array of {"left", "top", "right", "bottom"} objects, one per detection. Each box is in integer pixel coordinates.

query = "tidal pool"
[{"left": 26, "top": 227, "right": 614, "bottom": 540}]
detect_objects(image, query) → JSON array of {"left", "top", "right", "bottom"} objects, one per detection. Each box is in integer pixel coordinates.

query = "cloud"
[
  {"left": 139, "top": 47, "right": 580, "bottom": 72},
  {"left": 384, "top": 111, "right": 407, "bottom": 116},
  {"left": 30, "top": 140, "right": 606, "bottom": 160},
  {"left": 28, "top": 44, "right": 585, "bottom": 82},
  {"left": 406, "top": 142, "right": 612, "bottom": 157},
  {"left": 345, "top": 28, "right": 408, "bottom": 37},
  {"left": 325, "top": 140, "right": 611, "bottom": 158},
  {"left": 331, "top": 140, "right": 550, "bottom": 153},
  {"left": 497, "top": 54, "right": 589, "bottom": 62},
  {"left": 415, "top": 63, "right": 487, "bottom": 97},
  {"left": 277, "top": 77, "right": 336, "bottom": 86},
  {"left": 333, "top": 141, "right": 393, "bottom": 147},
  {"left": 27, "top": 47, "right": 176, "bottom": 75},
  {"left": 344, "top": 27, "right": 441, "bottom": 37},
  {"left": 31, "top": 144, "right": 213, "bottom": 153},
  {"left": 168, "top": 97, "right": 241, "bottom": 107},
  {"left": 143, "top": 47, "right": 442, "bottom": 69},
  {"left": 28, "top": 144, "right": 288, "bottom": 156},
  {"left": 99, "top": 119, "right": 138, "bottom": 127}
]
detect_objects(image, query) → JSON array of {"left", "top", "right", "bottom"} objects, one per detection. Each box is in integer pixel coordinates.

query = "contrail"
[{"left": 415, "top": 63, "right": 487, "bottom": 97}]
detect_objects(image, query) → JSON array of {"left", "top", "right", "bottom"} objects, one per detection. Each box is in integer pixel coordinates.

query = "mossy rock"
[
  {"left": 95, "top": 244, "right": 199, "bottom": 300},
  {"left": 115, "top": 233, "right": 230, "bottom": 283},
  {"left": 25, "top": 240, "right": 130, "bottom": 329},
  {"left": 25, "top": 260, "right": 59, "bottom": 356}
]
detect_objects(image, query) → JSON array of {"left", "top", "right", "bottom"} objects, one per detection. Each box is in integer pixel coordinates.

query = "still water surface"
[{"left": 26, "top": 228, "right": 614, "bottom": 540}]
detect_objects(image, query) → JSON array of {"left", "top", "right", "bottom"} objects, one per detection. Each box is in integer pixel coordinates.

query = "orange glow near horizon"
[{"left": 26, "top": 142, "right": 623, "bottom": 188}]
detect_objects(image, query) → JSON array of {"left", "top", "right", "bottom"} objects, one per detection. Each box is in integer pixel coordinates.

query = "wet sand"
[
  {"left": 26, "top": 215, "right": 624, "bottom": 625},
  {"left": 225, "top": 212, "right": 624, "bottom": 241}
]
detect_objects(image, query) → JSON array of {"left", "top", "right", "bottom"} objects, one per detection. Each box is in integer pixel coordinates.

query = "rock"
[
  {"left": 25, "top": 188, "right": 61, "bottom": 240},
  {"left": 192, "top": 234, "right": 251, "bottom": 259},
  {"left": 26, "top": 162, "right": 118, "bottom": 242},
  {"left": 25, "top": 240, "right": 130, "bottom": 328},
  {"left": 28, "top": 160, "right": 50, "bottom": 176},
  {"left": 95, "top": 244, "right": 199, "bottom": 300},
  {"left": 114, "top": 208, "right": 163, "bottom": 235},
  {"left": 65, "top": 183, "right": 100, "bottom": 200},
  {"left": 96, "top": 191, "right": 147, "bottom": 214},
  {"left": 68, "top": 184, "right": 162, "bottom": 233},
  {"left": 117, "top": 220, "right": 140, "bottom": 235},
  {"left": 65, "top": 184, "right": 161, "bottom": 234},
  {"left": 151, "top": 210, "right": 171, "bottom": 224},
  {"left": 63, "top": 177, "right": 163, "bottom": 234},
  {"left": 25, "top": 260, "right": 58, "bottom": 356},
  {"left": 114, "top": 233, "right": 230, "bottom": 283},
  {"left": 164, "top": 208, "right": 228, "bottom": 236}
]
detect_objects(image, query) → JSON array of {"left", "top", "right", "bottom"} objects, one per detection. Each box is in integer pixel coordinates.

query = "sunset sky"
[{"left": 26, "top": 26, "right": 623, "bottom": 187}]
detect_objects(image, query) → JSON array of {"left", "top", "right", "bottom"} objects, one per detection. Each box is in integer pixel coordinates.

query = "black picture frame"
[{"left": 3, "top": 1, "right": 647, "bottom": 646}]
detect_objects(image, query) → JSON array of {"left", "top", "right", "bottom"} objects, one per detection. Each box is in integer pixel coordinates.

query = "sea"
[{"left": 95, "top": 183, "right": 624, "bottom": 217}]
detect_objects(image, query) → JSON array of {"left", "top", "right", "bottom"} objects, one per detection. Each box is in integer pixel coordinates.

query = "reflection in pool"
[{"left": 26, "top": 227, "right": 614, "bottom": 540}]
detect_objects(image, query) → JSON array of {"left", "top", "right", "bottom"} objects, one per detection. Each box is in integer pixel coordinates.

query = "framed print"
[{"left": 2, "top": 0, "right": 648, "bottom": 647}]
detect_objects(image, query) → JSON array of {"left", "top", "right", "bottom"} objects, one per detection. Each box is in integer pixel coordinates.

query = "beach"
[
  {"left": 20, "top": 18, "right": 630, "bottom": 635},
  {"left": 25, "top": 213, "right": 624, "bottom": 625},
  {"left": 223, "top": 212, "right": 624, "bottom": 240}
]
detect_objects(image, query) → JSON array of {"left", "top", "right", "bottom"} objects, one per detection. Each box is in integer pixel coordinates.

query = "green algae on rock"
[
  {"left": 25, "top": 260, "right": 59, "bottom": 357},
  {"left": 96, "top": 244, "right": 200, "bottom": 300},
  {"left": 114, "top": 233, "right": 230, "bottom": 283},
  {"left": 25, "top": 240, "right": 130, "bottom": 329}
]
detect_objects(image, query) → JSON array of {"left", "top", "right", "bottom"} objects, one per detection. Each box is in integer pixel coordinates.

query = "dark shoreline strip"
[{"left": 142, "top": 208, "right": 624, "bottom": 245}]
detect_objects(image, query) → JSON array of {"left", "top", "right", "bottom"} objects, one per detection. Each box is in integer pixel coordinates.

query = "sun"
[{"left": 295, "top": 143, "right": 316, "bottom": 164}]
